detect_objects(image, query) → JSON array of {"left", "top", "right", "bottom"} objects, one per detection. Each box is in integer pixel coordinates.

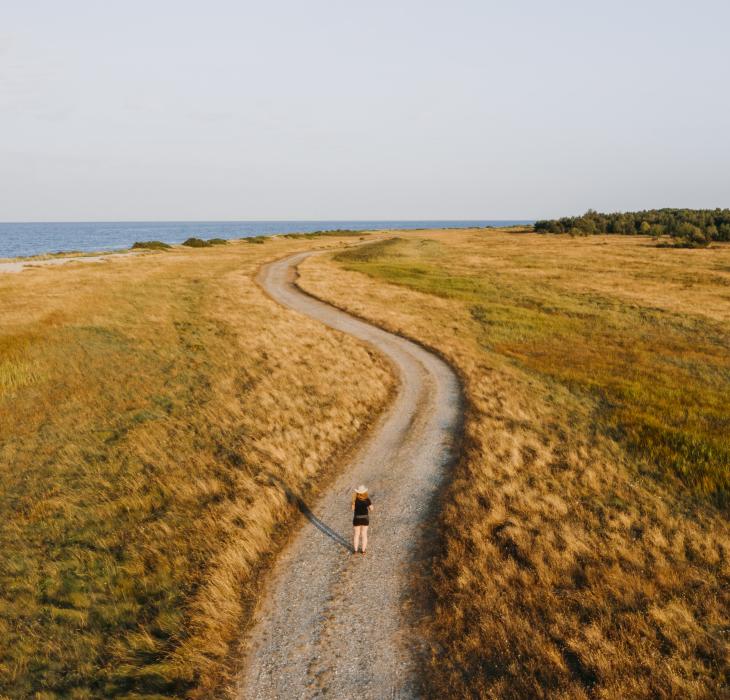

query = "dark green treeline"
[{"left": 535, "top": 208, "right": 730, "bottom": 246}]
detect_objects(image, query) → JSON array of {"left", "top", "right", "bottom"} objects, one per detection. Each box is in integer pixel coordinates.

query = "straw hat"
[{"left": 355, "top": 484, "right": 368, "bottom": 494}]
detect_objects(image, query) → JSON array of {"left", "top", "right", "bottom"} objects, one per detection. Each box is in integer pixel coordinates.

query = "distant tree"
[{"left": 533, "top": 208, "right": 729, "bottom": 245}]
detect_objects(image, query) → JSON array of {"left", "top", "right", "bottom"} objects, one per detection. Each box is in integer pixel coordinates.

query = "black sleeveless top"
[{"left": 353, "top": 496, "right": 371, "bottom": 525}]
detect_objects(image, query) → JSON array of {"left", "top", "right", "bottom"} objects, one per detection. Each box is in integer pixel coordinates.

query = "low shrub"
[
  {"left": 244, "top": 236, "right": 267, "bottom": 244},
  {"left": 182, "top": 237, "right": 211, "bottom": 248},
  {"left": 131, "top": 241, "right": 172, "bottom": 250}
]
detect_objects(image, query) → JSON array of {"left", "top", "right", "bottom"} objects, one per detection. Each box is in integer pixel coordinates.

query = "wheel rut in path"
[{"left": 236, "top": 250, "right": 462, "bottom": 699}]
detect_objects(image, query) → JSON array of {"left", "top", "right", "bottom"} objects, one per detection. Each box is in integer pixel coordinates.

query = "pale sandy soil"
[
  {"left": 235, "top": 251, "right": 462, "bottom": 699},
  {"left": 0, "top": 251, "right": 142, "bottom": 273}
]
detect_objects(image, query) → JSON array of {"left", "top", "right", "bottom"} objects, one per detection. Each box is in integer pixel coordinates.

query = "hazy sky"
[{"left": 1, "top": 1, "right": 729, "bottom": 221}]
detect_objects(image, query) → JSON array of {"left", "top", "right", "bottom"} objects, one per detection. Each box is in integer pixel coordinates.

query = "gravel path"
[{"left": 236, "top": 251, "right": 461, "bottom": 699}]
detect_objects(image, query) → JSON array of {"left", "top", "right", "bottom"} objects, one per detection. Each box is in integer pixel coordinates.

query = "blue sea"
[{"left": 0, "top": 220, "right": 533, "bottom": 259}]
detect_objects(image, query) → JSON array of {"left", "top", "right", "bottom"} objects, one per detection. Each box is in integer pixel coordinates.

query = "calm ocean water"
[{"left": 0, "top": 220, "right": 533, "bottom": 259}]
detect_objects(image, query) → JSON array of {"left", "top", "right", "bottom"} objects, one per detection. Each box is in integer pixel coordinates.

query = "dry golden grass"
[
  {"left": 0, "top": 235, "right": 394, "bottom": 698},
  {"left": 298, "top": 229, "right": 730, "bottom": 699}
]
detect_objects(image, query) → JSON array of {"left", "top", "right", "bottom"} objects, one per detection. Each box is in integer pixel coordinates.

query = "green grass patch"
[
  {"left": 336, "top": 238, "right": 730, "bottom": 509},
  {"left": 0, "top": 279, "right": 229, "bottom": 697},
  {"left": 281, "top": 229, "right": 368, "bottom": 239},
  {"left": 333, "top": 237, "right": 400, "bottom": 262}
]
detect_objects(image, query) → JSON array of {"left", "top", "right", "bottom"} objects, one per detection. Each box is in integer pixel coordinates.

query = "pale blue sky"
[{"left": 1, "top": 1, "right": 728, "bottom": 220}]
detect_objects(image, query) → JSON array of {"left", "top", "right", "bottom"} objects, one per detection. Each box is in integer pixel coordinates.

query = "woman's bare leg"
[
  {"left": 361, "top": 526, "right": 368, "bottom": 552},
  {"left": 353, "top": 526, "right": 360, "bottom": 552}
]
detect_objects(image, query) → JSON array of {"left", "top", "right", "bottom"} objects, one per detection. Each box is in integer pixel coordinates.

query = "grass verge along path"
[
  {"left": 0, "top": 235, "right": 394, "bottom": 698},
  {"left": 236, "top": 250, "right": 461, "bottom": 699},
  {"left": 299, "top": 229, "right": 730, "bottom": 699}
]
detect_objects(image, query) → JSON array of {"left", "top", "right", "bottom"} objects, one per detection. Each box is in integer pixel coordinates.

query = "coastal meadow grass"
[
  {"left": 299, "top": 229, "right": 730, "bottom": 699},
  {"left": 0, "top": 237, "right": 394, "bottom": 698}
]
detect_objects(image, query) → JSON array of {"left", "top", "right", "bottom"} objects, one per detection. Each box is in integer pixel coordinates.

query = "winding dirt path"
[{"left": 236, "top": 251, "right": 461, "bottom": 699}]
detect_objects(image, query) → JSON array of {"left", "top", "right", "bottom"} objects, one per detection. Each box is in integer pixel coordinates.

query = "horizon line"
[{"left": 0, "top": 217, "right": 536, "bottom": 225}]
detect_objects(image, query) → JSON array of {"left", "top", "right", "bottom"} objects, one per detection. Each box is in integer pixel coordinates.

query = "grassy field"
[
  {"left": 299, "top": 229, "right": 730, "bottom": 699},
  {"left": 0, "top": 235, "right": 394, "bottom": 699}
]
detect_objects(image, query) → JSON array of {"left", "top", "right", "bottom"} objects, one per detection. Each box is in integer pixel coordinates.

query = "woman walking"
[{"left": 352, "top": 485, "right": 373, "bottom": 554}]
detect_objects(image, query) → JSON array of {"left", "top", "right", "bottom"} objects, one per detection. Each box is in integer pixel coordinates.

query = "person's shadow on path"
[{"left": 264, "top": 472, "right": 353, "bottom": 552}]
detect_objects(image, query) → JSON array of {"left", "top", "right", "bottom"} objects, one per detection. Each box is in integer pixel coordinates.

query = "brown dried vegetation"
[
  {"left": 0, "top": 237, "right": 393, "bottom": 698},
  {"left": 299, "top": 230, "right": 730, "bottom": 699}
]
